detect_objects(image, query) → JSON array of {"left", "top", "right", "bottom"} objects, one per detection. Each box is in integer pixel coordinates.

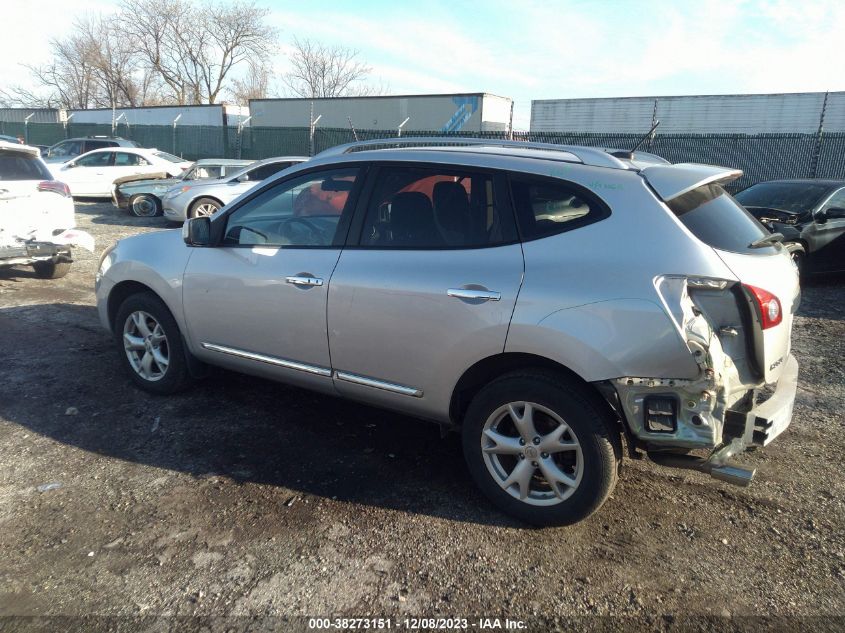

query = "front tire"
[
  {"left": 189, "top": 197, "right": 221, "bottom": 218},
  {"left": 32, "top": 260, "right": 71, "bottom": 279},
  {"left": 114, "top": 292, "right": 193, "bottom": 394},
  {"left": 129, "top": 194, "right": 161, "bottom": 217},
  {"left": 462, "top": 370, "right": 621, "bottom": 526}
]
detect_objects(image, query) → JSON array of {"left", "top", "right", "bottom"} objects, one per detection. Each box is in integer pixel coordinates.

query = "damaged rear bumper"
[
  {"left": 610, "top": 354, "right": 798, "bottom": 486},
  {"left": 746, "top": 354, "right": 798, "bottom": 447},
  {"left": 0, "top": 241, "right": 72, "bottom": 267}
]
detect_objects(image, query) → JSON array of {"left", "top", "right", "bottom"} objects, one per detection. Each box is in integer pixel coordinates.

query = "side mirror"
[
  {"left": 824, "top": 207, "right": 845, "bottom": 220},
  {"left": 182, "top": 216, "right": 211, "bottom": 246},
  {"left": 235, "top": 174, "right": 249, "bottom": 183}
]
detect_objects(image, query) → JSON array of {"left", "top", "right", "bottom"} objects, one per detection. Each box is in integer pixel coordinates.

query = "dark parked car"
[
  {"left": 113, "top": 158, "right": 253, "bottom": 217},
  {"left": 735, "top": 179, "right": 845, "bottom": 275}
]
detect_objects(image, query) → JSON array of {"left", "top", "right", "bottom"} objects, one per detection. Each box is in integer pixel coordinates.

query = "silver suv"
[{"left": 95, "top": 138, "right": 800, "bottom": 526}]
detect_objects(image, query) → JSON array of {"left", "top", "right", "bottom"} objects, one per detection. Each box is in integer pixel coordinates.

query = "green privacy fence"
[{"left": 2, "top": 119, "right": 844, "bottom": 189}]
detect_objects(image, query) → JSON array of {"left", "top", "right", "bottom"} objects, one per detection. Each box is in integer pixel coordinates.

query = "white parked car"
[
  {"left": 52, "top": 147, "right": 192, "bottom": 197},
  {"left": 0, "top": 141, "right": 93, "bottom": 279}
]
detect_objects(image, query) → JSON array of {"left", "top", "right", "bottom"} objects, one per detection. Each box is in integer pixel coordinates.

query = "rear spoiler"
[{"left": 640, "top": 163, "right": 743, "bottom": 202}]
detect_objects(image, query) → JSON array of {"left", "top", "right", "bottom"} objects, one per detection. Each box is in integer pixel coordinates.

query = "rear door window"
[
  {"left": 357, "top": 166, "right": 517, "bottom": 249},
  {"left": 0, "top": 153, "right": 52, "bottom": 180},
  {"left": 114, "top": 152, "right": 150, "bottom": 166},
  {"left": 244, "top": 161, "right": 296, "bottom": 182},
  {"left": 84, "top": 140, "right": 117, "bottom": 151},
  {"left": 75, "top": 152, "right": 113, "bottom": 167},
  {"left": 668, "top": 183, "right": 775, "bottom": 254}
]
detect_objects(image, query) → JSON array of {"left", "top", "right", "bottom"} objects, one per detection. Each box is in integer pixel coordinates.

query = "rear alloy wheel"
[
  {"left": 190, "top": 197, "right": 220, "bottom": 218},
  {"left": 462, "top": 371, "right": 620, "bottom": 526},
  {"left": 115, "top": 292, "right": 192, "bottom": 394},
  {"left": 32, "top": 260, "right": 71, "bottom": 279},
  {"left": 129, "top": 194, "right": 161, "bottom": 217}
]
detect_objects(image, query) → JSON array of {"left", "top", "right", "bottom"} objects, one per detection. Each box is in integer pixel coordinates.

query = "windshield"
[
  {"left": 668, "top": 183, "right": 776, "bottom": 254},
  {"left": 734, "top": 181, "right": 832, "bottom": 214},
  {"left": 153, "top": 150, "right": 185, "bottom": 163},
  {"left": 47, "top": 141, "right": 80, "bottom": 158}
]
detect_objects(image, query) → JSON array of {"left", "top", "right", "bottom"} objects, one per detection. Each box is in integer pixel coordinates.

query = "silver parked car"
[
  {"left": 161, "top": 155, "right": 307, "bottom": 221},
  {"left": 95, "top": 138, "right": 800, "bottom": 526}
]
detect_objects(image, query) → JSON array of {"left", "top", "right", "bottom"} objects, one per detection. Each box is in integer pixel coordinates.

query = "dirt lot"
[{"left": 1, "top": 201, "right": 844, "bottom": 630}]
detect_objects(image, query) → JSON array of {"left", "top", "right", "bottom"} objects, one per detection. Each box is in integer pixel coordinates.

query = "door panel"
[
  {"left": 328, "top": 246, "right": 524, "bottom": 419},
  {"left": 183, "top": 247, "right": 342, "bottom": 392},
  {"left": 182, "top": 167, "right": 362, "bottom": 391},
  {"left": 807, "top": 188, "right": 845, "bottom": 272},
  {"left": 326, "top": 164, "right": 523, "bottom": 421}
]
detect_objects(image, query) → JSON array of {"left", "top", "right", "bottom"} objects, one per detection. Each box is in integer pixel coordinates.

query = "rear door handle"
[
  {"left": 447, "top": 288, "right": 501, "bottom": 302},
  {"left": 286, "top": 275, "right": 324, "bottom": 287}
]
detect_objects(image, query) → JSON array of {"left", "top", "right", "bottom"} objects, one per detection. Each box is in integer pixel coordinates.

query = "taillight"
[
  {"left": 38, "top": 180, "right": 71, "bottom": 197},
  {"left": 744, "top": 284, "right": 782, "bottom": 329}
]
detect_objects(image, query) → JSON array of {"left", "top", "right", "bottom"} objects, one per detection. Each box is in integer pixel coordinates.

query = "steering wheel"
[{"left": 278, "top": 217, "right": 325, "bottom": 244}]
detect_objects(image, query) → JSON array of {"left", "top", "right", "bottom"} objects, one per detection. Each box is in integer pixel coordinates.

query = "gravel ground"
[{"left": 0, "top": 201, "right": 844, "bottom": 631}]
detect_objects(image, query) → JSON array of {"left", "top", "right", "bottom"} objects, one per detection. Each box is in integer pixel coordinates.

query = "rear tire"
[
  {"left": 189, "top": 197, "right": 221, "bottom": 218},
  {"left": 114, "top": 292, "right": 193, "bottom": 394},
  {"left": 129, "top": 194, "right": 161, "bottom": 217},
  {"left": 462, "top": 370, "right": 621, "bottom": 526},
  {"left": 32, "top": 260, "right": 71, "bottom": 279}
]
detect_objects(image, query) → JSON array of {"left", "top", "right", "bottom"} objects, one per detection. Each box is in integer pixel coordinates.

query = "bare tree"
[
  {"left": 228, "top": 60, "right": 273, "bottom": 104},
  {"left": 119, "top": 0, "right": 276, "bottom": 105},
  {"left": 1, "top": 14, "right": 158, "bottom": 109},
  {"left": 281, "top": 38, "right": 376, "bottom": 98}
]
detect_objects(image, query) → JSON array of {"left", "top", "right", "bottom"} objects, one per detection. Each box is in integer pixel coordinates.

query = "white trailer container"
[
  {"left": 67, "top": 104, "right": 249, "bottom": 127},
  {"left": 249, "top": 94, "right": 513, "bottom": 133},
  {"left": 531, "top": 92, "right": 845, "bottom": 134},
  {"left": 0, "top": 108, "right": 60, "bottom": 124}
]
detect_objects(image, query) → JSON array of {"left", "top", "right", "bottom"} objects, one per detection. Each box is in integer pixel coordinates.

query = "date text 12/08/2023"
[{"left": 307, "top": 617, "right": 527, "bottom": 630}]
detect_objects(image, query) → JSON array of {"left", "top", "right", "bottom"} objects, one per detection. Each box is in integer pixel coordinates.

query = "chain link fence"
[{"left": 2, "top": 120, "right": 844, "bottom": 189}]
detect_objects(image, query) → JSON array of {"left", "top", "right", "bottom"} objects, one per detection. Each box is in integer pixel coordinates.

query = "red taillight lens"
[
  {"left": 744, "top": 284, "right": 782, "bottom": 329},
  {"left": 37, "top": 180, "right": 71, "bottom": 197}
]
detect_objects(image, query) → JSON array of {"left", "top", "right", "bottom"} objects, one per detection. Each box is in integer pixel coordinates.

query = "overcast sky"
[{"left": 3, "top": 0, "right": 845, "bottom": 129}]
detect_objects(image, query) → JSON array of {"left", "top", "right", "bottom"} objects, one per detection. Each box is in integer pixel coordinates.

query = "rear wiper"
[
  {"left": 748, "top": 232, "right": 784, "bottom": 248},
  {"left": 743, "top": 205, "right": 796, "bottom": 215}
]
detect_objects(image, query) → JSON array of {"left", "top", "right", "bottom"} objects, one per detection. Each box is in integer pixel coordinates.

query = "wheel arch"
[
  {"left": 449, "top": 352, "right": 620, "bottom": 428},
  {"left": 107, "top": 279, "right": 207, "bottom": 378},
  {"left": 188, "top": 195, "right": 224, "bottom": 216},
  {"left": 107, "top": 280, "right": 164, "bottom": 330}
]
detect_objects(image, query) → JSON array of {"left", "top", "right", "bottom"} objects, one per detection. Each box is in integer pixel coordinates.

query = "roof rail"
[{"left": 314, "top": 137, "right": 632, "bottom": 169}]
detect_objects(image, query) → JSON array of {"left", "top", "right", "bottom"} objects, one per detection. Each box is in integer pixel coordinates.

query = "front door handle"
[
  {"left": 286, "top": 275, "right": 324, "bottom": 287},
  {"left": 446, "top": 288, "right": 501, "bottom": 302}
]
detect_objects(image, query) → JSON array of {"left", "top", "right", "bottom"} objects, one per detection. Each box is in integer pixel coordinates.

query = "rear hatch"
[
  {"left": 642, "top": 163, "right": 800, "bottom": 385},
  {"left": 0, "top": 145, "right": 72, "bottom": 244}
]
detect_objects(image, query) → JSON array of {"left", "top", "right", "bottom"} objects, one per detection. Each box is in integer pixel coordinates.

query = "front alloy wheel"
[
  {"left": 114, "top": 291, "right": 193, "bottom": 394},
  {"left": 123, "top": 310, "right": 170, "bottom": 381}
]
